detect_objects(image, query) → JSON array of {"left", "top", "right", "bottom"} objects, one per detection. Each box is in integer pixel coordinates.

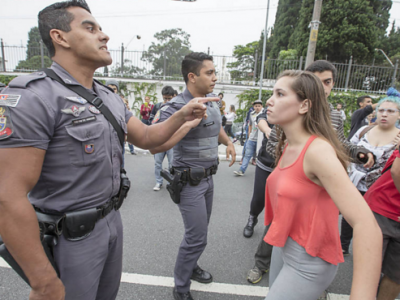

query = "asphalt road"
[{"left": 0, "top": 153, "right": 396, "bottom": 300}]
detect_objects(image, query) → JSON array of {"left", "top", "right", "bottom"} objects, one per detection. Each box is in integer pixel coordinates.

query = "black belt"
[
  {"left": 96, "top": 197, "right": 119, "bottom": 220},
  {"left": 171, "top": 165, "right": 217, "bottom": 181}
]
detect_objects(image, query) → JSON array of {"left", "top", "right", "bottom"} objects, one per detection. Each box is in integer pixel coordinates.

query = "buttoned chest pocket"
[{"left": 65, "top": 120, "right": 106, "bottom": 166}]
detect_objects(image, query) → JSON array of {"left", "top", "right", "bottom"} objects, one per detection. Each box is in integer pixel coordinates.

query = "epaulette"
[
  {"left": 94, "top": 78, "right": 115, "bottom": 93},
  {"left": 169, "top": 97, "right": 186, "bottom": 105},
  {"left": 8, "top": 71, "right": 47, "bottom": 89}
]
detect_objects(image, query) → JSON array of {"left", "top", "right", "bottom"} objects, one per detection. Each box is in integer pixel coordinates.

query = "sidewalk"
[{"left": 127, "top": 142, "right": 244, "bottom": 162}]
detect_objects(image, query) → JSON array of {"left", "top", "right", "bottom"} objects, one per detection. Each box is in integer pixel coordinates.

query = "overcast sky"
[{"left": 2, "top": 0, "right": 400, "bottom": 56}]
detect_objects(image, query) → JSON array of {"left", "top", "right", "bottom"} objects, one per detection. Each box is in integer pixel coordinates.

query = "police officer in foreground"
[
  {"left": 0, "top": 1, "right": 216, "bottom": 300},
  {"left": 150, "top": 52, "right": 236, "bottom": 300}
]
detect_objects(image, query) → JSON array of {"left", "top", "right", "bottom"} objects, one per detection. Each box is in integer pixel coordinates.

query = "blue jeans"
[
  {"left": 240, "top": 140, "right": 257, "bottom": 173},
  {"left": 128, "top": 143, "right": 134, "bottom": 154},
  {"left": 154, "top": 149, "right": 173, "bottom": 184}
]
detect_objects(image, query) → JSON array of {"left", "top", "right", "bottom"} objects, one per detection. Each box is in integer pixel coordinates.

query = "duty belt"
[{"left": 171, "top": 165, "right": 218, "bottom": 182}]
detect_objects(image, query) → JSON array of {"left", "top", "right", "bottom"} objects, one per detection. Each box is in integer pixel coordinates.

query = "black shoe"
[
  {"left": 342, "top": 249, "right": 350, "bottom": 256},
  {"left": 190, "top": 266, "right": 213, "bottom": 284},
  {"left": 243, "top": 215, "right": 258, "bottom": 238},
  {"left": 173, "top": 288, "right": 194, "bottom": 300}
]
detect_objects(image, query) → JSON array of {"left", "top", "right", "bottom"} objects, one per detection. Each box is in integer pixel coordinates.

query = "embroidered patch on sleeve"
[
  {"left": 0, "top": 106, "right": 14, "bottom": 140},
  {"left": 0, "top": 94, "right": 21, "bottom": 107}
]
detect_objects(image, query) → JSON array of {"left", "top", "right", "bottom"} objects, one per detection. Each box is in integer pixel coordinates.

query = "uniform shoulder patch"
[
  {"left": 8, "top": 71, "right": 47, "bottom": 89},
  {"left": 0, "top": 106, "right": 14, "bottom": 140}
]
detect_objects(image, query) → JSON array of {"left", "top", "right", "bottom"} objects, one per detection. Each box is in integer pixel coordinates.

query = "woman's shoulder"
[{"left": 306, "top": 137, "right": 337, "bottom": 162}]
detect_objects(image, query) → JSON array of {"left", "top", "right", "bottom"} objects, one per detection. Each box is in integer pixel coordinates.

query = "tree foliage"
[
  {"left": 142, "top": 28, "right": 191, "bottom": 77},
  {"left": 289, "top": 0, "right": 379, "bottom": 63},
  {"left": 15, "top": 55, "right": 52, "bottom": 72},
  {"left": 227, "top": 31, "right": 272, "bottom": 82},
  {"left": 269, "top": 0, "right": 302, "bottom": 58}
]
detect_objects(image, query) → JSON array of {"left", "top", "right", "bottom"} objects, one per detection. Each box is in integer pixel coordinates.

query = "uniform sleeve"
[
  {"left": 0, "top": 87, "right": 56, "bottom": 150},
  {"left": 155, "top": 103, "right": 178, "bottom": 124}
]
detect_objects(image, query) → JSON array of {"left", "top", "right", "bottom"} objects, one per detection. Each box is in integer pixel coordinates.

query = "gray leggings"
[{"left": 265, "top": 237, "right": 338, "bottom": 300}]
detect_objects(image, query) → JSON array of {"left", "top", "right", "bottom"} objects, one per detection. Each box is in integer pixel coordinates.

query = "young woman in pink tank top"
[{"left": 263, "top": 70, "right": 382, "bottom": 300}]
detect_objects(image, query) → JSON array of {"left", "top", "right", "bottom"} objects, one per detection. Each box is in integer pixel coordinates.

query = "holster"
[
  {"left": 114, "top": 169, "right": 131, "bottom": 210},
  {"left": 36, "top": 210, "right": 64, "bottom": 237},
  {"left": 63, "top": 208, "right": 98, "bottom": 241},
  {"left": 161, "top": 169, "right": 184, "bottom": 204}
]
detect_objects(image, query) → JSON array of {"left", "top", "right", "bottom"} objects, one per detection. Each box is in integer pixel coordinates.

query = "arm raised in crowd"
[{"left": 392, "top": 149, "right": 400, "bottom": 193}]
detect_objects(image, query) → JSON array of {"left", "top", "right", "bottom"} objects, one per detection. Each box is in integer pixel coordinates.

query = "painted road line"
[{"left": 0, "top": 258, "right": 350, "bottom": 299}]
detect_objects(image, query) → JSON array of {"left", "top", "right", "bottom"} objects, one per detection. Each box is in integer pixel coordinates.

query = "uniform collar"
[
  {"left": 182, "top": 88, "right": 214, "bottom": 106},
  {"left": 49, "top": 62, "right": 110, "bottom": 96}
]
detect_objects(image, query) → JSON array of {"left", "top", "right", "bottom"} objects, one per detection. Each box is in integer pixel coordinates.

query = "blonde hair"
[{"left": 275, "top": 70, "right": 348, "bottom": 169}]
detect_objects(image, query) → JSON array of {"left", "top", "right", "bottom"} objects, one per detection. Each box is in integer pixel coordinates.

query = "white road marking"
[{"left": 0, "top": 258, "right": 350, "bottom": 299}]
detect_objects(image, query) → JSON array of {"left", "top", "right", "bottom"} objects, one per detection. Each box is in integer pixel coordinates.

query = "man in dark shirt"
[{"left": 348, "top": 95, "right": 378, "bottom": 140}]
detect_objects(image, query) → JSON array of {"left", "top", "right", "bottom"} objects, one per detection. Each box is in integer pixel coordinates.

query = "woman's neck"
[{"left": 281, "top": 119, "right": 311, "bottom": 147}]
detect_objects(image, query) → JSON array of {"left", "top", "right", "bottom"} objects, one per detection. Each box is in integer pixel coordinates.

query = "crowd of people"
[{"left": 0, "top": 1, "right": 399, "bottom": 300}]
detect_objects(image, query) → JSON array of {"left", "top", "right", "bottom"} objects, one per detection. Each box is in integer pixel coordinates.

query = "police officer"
[
  {"left": 0, "top": 2, "right": 214, "bottom": 300},
  {"left": 151, "top": 52, "right": 236, "bottom": 300}
]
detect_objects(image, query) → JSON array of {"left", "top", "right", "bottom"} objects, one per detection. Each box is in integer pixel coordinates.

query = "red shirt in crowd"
[
  {"left": 264, "top": 136, "right": 344, "bottom": 265},
  {"left": 140, "top": 102, "right": 154, "bottom": 120},
  {"left": 364, "top": 149, "right": 400, "bottom": 223}
]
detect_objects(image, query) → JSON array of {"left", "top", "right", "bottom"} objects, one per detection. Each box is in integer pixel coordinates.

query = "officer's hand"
[
  {"left": 226, "top": 142, "right": 236, "bottom": 167},
  {"left": 29, "top": 276, "right": 65, "bottom": 300},
  {"left": 184, "top": 118, "right": 202, "bottom": 129},
  {"left": 181, "top": 97, "right": 220, "bottom": 121},
  {"left": 359, "top": 152, "right": 374, "bottom": 168}
]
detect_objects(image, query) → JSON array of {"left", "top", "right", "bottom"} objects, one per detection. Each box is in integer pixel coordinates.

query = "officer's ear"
[
  {"left": 49, "top": 29, "right": 71, "bottom": 51},
  {"left": 187, "top": 72, "right": 196, "bottom": 84}
]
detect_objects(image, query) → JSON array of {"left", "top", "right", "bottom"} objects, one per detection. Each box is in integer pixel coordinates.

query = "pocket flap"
[{"left": 66, "top": 121, "right": 104, "bottom": 142}]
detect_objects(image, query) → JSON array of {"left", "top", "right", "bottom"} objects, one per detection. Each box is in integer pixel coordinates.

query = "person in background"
[
  {"left": 121, "top": 96, "right": 135, "bottom": 155},
  {"left": 218, "top": 92, "right": 226, "bottom": 116},
  {"left": 234, "top": 100, "right": 263, "bottom": 176},
  {"left": 140, "top": 96, "right": 154, "bottom": 125},
  {"left": 336, "top": 103, "right": 346, "bottom": 121},
  {"left": 224, "top": 105, "right": 236, "bottom": 140},
  {"left": 364, "top": 141, "right": 400, "bottom": 300},
  {"left": 342, "top": 88, "right": 400, "bottom": 256},
  {"left": 150, "top": 86, "right": 175, "bottom": 191},
  {"left": 263, "top": 70, "right": 382, "bottom": 300},
  {"left": 348, "top": 95, "right": 378, "bottom": 140}
]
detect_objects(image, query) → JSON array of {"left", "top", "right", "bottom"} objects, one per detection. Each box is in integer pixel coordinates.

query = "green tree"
[
  {"left": 370, "top": 0, "right": 392, "bottom": 46},
  {"left": 227, "top": 31, "right": 272, "bottom": 82},
  {"left": 289, "top": 0, "right": 379, "bottom": 63},
  {"left": 110, "top": 59, "right": 145, "bottom": 78},
  {"left": 269, "top": 0, "right": 302, "bottom": 58},
  {"left": 142, "top": 28, "right": 191, "bottom": 77},
  {"left": 15, "top": 55, "right": 52, "bottom": 72}
]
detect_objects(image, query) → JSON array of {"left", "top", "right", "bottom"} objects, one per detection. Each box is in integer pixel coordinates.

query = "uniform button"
[{"left": 80, "top": 225, "right": 85, "bottom": 230}]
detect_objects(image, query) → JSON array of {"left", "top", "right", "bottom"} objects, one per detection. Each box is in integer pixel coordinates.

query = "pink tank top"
[{"left": 264, "top": 135, "right": 344, "bottom": 265}]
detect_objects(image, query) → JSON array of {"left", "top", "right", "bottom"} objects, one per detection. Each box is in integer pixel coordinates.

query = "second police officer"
[{"left": 151, "top": 52, "right": 236, "bottom": 300}]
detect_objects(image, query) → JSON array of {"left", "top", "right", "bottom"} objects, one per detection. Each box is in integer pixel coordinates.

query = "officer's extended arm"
[
  {"left": 149, "top": 118, "right": 202, "bottom": 154},
  {"left": 126, "top": 97, "right": 219, "bottom": 149},
  {"left": 257, "top": 119, "right": 272, "bottom": 138},
  {"left": 0, "top": 147, "right": 64, "bottom": 299}
]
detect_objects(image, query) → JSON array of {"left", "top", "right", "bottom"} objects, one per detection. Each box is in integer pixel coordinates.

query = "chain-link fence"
[{"left": 1, "top": 41, "right": 398, "bottom": 94}]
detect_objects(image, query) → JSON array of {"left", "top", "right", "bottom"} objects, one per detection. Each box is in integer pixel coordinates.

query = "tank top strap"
[{"left": 298, "top": 135, "right": 318, "bottom": 162}]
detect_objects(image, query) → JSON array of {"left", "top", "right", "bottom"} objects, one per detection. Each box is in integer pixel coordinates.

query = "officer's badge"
[
  {"left": 89, "top": 105, "right": 100, "bottom": 114},
  {"left": 84, "top": 144, "right": 94, "bottom": 154},
  {"left": 66, "top": 96, "right": 87, "bottom": 105},
  {"left": 61, "top": 105, "right": 85, "bottom": 117},
  {"left": 0, "top": 106, "right": 13, "bottom": 140},
  {"left": 152, "top": 110, "right": 161, "bottom": 124},
  {"left": 0, "top": 94, "right": 21, "bottom": 107}
]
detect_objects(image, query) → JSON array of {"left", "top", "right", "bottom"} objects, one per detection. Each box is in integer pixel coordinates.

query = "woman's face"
[
  {"left": 266, "top": 76, "right": 304, "bottom": 125},
  {"left": 376, "top": 101, "right": 400, "bottom": 129}
]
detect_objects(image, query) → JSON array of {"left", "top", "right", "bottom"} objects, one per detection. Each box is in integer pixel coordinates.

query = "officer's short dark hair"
[
  {"left": 38, "top": 0, "right": 91, "bottom": 57},
  {"left": 357, "top": 95, "right": 372, "bottom": 107},
  {"left": 182, "top": 52, "right": 213, "bottom": 84},
  {"left": 305, "top": 60, "right": 337, "bottom": 83},
  {"left": 162, "top": 86, "right": 175, "bottom": 96}
]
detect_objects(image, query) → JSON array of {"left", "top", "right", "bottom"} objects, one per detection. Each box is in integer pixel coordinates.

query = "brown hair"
[{"left": 275, "top": 70, "right": 348, "bottom": 169}]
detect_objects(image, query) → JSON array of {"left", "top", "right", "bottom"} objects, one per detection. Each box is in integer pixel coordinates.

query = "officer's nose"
[{"left": 100, "top": 31, "right": 110, "bottom": 43}]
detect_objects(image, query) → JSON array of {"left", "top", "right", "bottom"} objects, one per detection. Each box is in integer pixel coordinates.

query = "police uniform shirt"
[
  {"left": 0, "top": 62, "right": 133, "bottom": 212},
  {"left": 155, "top": 89, "right": 221, "bottom": 169}
]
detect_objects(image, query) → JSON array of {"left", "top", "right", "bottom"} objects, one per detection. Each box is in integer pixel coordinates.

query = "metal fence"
[{"left": 1, "top": 40, "right": 398, "bottom": 94}]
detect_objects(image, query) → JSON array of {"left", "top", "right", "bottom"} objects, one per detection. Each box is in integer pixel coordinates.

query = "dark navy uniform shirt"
[{"left": 0, "top": 63, "right": 133, "bottom": 212}]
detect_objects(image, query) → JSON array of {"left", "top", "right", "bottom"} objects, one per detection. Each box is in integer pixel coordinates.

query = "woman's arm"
[{"left": 304, "top": 139, "right": 382, "bottom": 300}]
